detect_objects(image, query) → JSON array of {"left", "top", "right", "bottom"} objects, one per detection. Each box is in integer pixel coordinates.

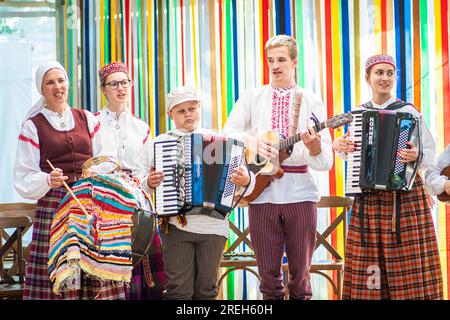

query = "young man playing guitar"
[{"left": 223, "top": 35, "right": 333, "bottom": 300}]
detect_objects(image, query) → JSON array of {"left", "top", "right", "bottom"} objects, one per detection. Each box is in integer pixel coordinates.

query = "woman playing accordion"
[{"left": 333, "top": 54, "right": 443, "bottom": 299}]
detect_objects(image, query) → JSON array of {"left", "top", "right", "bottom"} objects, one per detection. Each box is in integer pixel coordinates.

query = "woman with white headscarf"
[{"left": 14, "top": 61, "right": 126, "bottom": 300}]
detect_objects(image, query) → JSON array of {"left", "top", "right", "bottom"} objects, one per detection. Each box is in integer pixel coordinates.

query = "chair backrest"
[
  {"left": 0, "top": 203, "right": 36, "bottom": 212},
  {"left": 314, "top": 195, "right": 353, "bottom": 260},
  {"left": 317, "top": 196, "right": 353, "bottom": 208},
  {"left": 0, "top": 203, "right": 36, "bottom": 285}
]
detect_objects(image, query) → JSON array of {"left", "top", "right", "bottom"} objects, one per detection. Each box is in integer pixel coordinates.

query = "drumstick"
[{"left": 46, "top": 159, "right": 92, "bottom": 218}]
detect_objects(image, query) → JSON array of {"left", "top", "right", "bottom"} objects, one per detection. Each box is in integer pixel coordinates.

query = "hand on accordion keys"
[
  {"left": 147, "top": 167, "right": 164, "bottom": 189},
  {"left": 398, "top": 141, "right": 419, "bottom": 163},
  {"left": 229, "top": 165, "right": 251, "bottom": 187},
  {"left": 332, "top": 130, "right": 356, "bottom": 154}
]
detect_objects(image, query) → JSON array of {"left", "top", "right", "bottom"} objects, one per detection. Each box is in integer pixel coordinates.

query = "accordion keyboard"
[
  {"left": 154, "top": 140, "right": 180, "bottom": 216},
  {"left": 345, "top": 111, "right": 364, "bottom": 195}
]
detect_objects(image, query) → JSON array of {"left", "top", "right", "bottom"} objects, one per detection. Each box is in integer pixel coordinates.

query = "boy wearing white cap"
[{"left": 147, "top": 86, "right": 254, "bottom": 300}]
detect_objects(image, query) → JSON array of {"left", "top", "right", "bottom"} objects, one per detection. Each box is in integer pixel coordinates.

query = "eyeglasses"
[{"left": 104, "top": 79, "right": 132, "bottom": 90}]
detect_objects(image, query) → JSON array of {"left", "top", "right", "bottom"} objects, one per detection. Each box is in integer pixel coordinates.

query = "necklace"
[
  {"left": 57, "top": 111, "right": 67, "bottom": 129},
  {"left": 107, "top": 110, "right": 121, "bottom": 129},
  {"left": 106, "top": 109, "right": 128, "bottom": 160}
]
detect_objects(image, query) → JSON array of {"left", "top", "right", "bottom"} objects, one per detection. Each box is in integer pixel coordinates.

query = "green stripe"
[
  {"left": 69, "top": 0, "right": 74, "bottom": 106},
  {"left": 104, "top": 0, "right": 110, "bottom": 63},
  {"left": 225, "top": 0, "right": 235, "bottom": 300},
  {"left": 295, "top": 1, "right": 305, "bottom": 87},
  {"left": 419, "top": 0, "right": 430, "bottom": 125}
]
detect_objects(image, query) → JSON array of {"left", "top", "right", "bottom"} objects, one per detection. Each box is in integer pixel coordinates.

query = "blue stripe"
[
  {"left": 404, "top": 0, "right": 413, "bottom": 102},
  {"left": 154, "top": 1, "right": 159, "bottom": 135},
  {"left": 232, "top": 0, "right": 239, "bottom": 101},
  {"left": 341, "top": 0, "right": 351, "bottom": 114},
  {"left": 394, "top": 0, "right": 406, "bottom": 100},
  {"left": 284, "top": 0, "right": 291, "bottom": 35}
]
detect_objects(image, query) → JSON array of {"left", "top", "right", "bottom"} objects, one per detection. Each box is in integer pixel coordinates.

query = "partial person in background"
[
  {"left": 96, "top": 61, "right": 165, "bottom": 300},
  {"left": 14, "top": 61, "right": 126, "bottom": 299},
  {"left": 425, "top": 144, "right": 450, "bottom": 199}
]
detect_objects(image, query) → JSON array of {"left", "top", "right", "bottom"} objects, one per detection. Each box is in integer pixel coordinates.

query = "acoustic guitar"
[
  {"left": 240, "top": 112, "right": 353, "bottom": 204},
  {"left": 437, "top": 166, "right": 450, "bottom": 203}
]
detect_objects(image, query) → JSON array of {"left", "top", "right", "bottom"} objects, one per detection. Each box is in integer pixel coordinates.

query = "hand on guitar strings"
[
  {"left": 246, "top": 136, "right": 278, "bottom": 160},
  {"left": 332, "top": 130, "right": 356, "bottom": 154},
  {"left": 398, "top": 141, "right": 419, "bottom": 163},
  {"left": 147, "top": 167, "right": 164, "bottom": 189},
  {"left": 230, "top": 165, "right": 250, "bottom": 187},
  {"left": 301, "top": 127, "right": 322, "bottom": 157},
  {"left": 48, "top": 168, "right": 69, "bottom": 188}
]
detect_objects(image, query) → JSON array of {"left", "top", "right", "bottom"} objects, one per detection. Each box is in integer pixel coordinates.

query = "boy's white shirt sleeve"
[
  {"left": 14, "top": 120, "right": 51, "bottom": 200},
  {"left": 425, "top": 145, "right": 450, "bottom": 196}
]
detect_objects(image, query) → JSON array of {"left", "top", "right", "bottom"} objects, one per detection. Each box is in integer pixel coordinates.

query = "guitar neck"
[{"left": 276, "top": 122, "right": 326, "bottom": 150}]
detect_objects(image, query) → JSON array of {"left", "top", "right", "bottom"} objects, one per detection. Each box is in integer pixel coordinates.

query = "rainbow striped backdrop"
[{"left": 60, "top": 0, "right": 450, "bottom": 299}]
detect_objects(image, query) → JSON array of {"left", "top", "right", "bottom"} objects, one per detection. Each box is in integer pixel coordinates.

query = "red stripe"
[
  {"left": 441, "top": 0, "right": 450, "bottom": 146},
  {"left": 262, "top": 0, "right": 269, "bottom": 85},
  {"left": 381, "top": 0, "right": 387, "bottom": 53},
  {"left": 440, "top": 0, "right": 450, "bottom": 298},
  {"left": 143, "top": 128, "right": 150, "bottom": 144},
  {"left": 90, "top": 122, "right": 101, "bottom": 139},
  {"left": 19, "top": 134, "right": 39, "bottom": 149},
  {"left": 324, "top": 1, "right": 337, "bottom": 269}
]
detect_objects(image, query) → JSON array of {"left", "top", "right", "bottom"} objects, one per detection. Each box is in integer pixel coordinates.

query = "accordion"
[
  {"left": 345, "top": 110, "right": 423, "bottom": 195},
  {"left": 154, "top": 133, "right": 245, "bottom": 219}
]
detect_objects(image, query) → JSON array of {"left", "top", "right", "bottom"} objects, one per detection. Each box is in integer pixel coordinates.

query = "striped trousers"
[
  {"left": 249, "top": 202, "right": 317, "bottom": 300},
  {"left": 161, "top": 224, "right": 227, "bottom": 300}
]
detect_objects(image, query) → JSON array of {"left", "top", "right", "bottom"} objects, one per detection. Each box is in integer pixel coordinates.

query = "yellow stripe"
[
  {"left": 374, "top": 0, "right": 382, "bottom": 52},
  {"left": 111, "top": 0, "right": 117, "bottom": 62},
  {"left": 191, "top": 0, "right": 199, "bottom": 88},
  {"left": 220, "top": 0, "right": 227, "bottom": 128},
  {"left": 331, "top": 0, "right": 345, "bottom": 261},
  {"left": 147, "top": 0, "right": 155, "bottom": 134},
  {"left": 354, "top": 0, "right": 360, "bottom": 104}
]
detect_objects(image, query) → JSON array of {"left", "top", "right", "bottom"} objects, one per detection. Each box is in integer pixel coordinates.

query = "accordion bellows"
[{"left": 48, "top": 174, "right": 137, "bottom": 294}]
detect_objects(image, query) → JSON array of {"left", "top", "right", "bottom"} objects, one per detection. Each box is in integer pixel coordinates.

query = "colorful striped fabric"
[
  {"left": 61, "top": 0, "right": 450, "bottom": 299},
  {"left": 48, "top": 174, "right": 136, "bottom": 295}
]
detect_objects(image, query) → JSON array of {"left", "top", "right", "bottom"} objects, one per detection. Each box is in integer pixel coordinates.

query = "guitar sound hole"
[{"left": 255, "top": 154, "right": 267, "bottom": 165}]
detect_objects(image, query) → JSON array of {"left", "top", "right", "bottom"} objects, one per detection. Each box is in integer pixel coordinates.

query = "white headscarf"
[{"left": 22, "top": 61, "right": 69, "bottom": 127}]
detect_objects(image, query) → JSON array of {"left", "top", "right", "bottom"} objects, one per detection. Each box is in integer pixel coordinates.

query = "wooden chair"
[
  {"left": 283, "top": 196, "right": 353, "bottom": 299},
  {"left": 0, "top": 203, "right": 36, "bottom": 299}
]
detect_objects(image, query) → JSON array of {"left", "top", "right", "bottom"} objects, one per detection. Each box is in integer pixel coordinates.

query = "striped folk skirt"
[
  {"left": 23, "top": 187, "right": 126, "bottom": 300},
  {"left": 343, "top": 176, "right": 443, "bottom": 300}
]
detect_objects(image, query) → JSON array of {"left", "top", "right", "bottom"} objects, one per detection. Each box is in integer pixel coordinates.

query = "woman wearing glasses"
[{"left": 96, "top": 62, "right": 165, "bottom": 300}]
